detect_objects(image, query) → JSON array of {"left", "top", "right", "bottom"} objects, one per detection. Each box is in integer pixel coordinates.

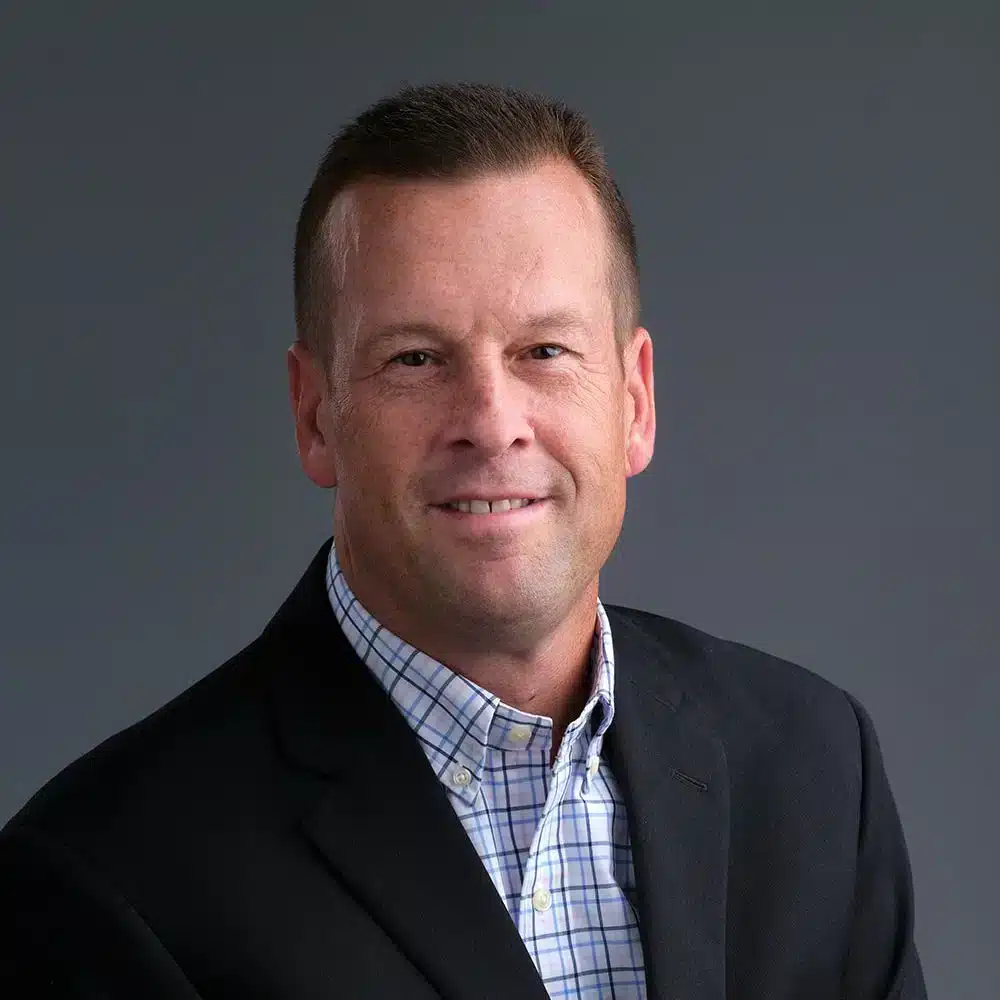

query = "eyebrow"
[{"left": 364, "top": 310, "right": 590, "bottom": 350}]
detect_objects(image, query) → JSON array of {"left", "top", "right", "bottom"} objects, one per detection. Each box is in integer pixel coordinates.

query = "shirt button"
[
  {"left": 509, "top": 724, "right": 532, "bottom": 745},
  {"left": 587, "top": 756, "right": 601, "bottom": 778},
  {"left": 451, "top": 766, "right": 472, "bottom": 787},
  {"left": 531, "top": 886, "right": 552, "bottom": 912}
]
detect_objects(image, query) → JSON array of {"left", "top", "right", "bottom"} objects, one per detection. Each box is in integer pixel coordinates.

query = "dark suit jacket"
[{"left": 0, "top": 539, "right": 926, "bottom": 999}]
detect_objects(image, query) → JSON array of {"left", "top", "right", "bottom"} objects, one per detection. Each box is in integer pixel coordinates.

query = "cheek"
[
  {"left": 544, "top": 400, "right": 626, "bottom": 488},
  {"left": 335, "top": 399, "right": 427, "bottom": 500}
]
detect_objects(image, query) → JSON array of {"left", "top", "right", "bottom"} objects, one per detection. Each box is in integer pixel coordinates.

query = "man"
[{"left": 0, "top": 83, "right": 926, "bottom": 999}]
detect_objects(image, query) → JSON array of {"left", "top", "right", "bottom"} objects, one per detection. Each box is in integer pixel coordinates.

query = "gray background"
[{"left": 2, "top": 2, "right": 997, "bottom": 995}]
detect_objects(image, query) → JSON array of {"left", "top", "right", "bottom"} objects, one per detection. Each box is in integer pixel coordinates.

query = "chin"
[{"left": 442, "top": 563, "right": 561, "bottom": 621}]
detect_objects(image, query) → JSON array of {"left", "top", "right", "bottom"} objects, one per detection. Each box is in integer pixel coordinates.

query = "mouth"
[
  {"left": 434, "top": 498, "right": 540, "bottom": 515},
  {"left": 429, "top": 497, "right": 547, "bottom": 530}
]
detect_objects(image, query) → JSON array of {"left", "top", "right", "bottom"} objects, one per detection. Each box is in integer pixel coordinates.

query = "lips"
[{"left": 439, "top": 498, "right": 539, "bottom": 514}]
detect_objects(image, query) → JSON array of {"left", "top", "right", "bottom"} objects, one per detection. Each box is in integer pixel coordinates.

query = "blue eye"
[{"left": 529, "top": 345, "right": 564, "bottom": 360}]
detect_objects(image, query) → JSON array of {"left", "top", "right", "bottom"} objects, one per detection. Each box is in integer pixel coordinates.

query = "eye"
[
  {"left": 527, "top": 344, "right": 565, "bottom": 360},
  {"left": 391, "top": 350, "right": 432, "bottom": 367}
]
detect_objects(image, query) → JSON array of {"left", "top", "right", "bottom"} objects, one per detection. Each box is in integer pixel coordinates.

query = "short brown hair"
[{"left": 293, "top": 82, "right": 640, "bottom": 363}]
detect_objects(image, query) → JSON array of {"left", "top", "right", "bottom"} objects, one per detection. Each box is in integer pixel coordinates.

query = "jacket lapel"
[
  {"left": 263, "top": 541, "right": 550, "bottom": 1000},
  {"left": 605, "top": 606, "right": 731, "bottom": 1000}
]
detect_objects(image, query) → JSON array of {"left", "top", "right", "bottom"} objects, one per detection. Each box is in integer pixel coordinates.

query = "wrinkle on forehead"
[{"left": 506, "top": 251, "right": 545, "bottom": 319}]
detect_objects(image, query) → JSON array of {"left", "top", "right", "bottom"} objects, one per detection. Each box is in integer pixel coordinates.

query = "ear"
[
  {"left": 622, "top": 327, "right": 655, "bottom": 478},
  {"left": 287, "top": 341, "right": 339, "bottom": 489}
]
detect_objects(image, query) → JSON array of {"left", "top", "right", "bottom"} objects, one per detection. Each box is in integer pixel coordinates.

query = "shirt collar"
[{"left": 325, "top": 539, "right": 617, "bottom": 800}]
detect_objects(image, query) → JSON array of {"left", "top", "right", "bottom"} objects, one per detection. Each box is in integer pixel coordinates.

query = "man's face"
[{"left": 291, "top": 158, "right": 654, "bottom": 646}]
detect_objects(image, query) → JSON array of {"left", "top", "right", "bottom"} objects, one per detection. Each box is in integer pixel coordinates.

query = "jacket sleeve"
[
  {"left": 0, "top": 825, "right": 203, "bottom": 999},
  {"left": 840, "top": 692, "right": 929, "bottom": 999}
]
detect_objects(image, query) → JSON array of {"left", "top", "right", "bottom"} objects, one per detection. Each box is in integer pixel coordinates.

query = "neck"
[
  {"left": 436, "top": 603, "right": 598, "bottom": 760},
  {"left": 335, "top": 543, "right": 599, "bottom": 760}
]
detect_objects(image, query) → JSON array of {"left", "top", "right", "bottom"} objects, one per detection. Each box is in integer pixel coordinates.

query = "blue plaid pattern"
[{"left": 326, "top": 542, "right": 647, "bottom": 998}]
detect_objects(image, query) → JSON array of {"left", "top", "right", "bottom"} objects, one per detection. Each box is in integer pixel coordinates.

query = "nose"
[{"left": 443, "top": 354, "right": 535, "bottom": 457}]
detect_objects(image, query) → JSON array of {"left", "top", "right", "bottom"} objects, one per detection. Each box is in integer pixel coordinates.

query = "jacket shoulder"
[{"left": 605, "top": 603, "right": 867, "bottom": 775}]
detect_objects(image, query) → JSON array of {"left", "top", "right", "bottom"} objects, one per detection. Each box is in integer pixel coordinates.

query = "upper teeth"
[{"left": 444, "top": 499, "right": 535, "bottom": 514}]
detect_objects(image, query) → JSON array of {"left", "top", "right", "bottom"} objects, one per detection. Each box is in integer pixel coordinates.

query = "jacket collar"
[{"left": 604, "top": 606, "right": 730, "bottom": 1000}]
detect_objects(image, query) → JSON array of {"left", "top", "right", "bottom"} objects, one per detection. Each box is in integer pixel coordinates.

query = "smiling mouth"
[{"left": 436, "top": 498, "right": 539, "bottom": 515}]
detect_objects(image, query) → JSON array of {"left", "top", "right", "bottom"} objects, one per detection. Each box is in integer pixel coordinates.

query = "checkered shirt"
[{"left": 326, "top": 541, "right": 647, "bottom": 998}]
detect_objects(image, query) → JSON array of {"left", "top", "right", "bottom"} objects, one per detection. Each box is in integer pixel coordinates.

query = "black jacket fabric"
[{"left": 0, "top": 539, "right": 927, "bottom": 998}]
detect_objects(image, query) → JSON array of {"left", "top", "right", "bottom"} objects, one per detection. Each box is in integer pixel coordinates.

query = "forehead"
[{"left": 335, "top": 160, "right": 613, "bottom": 332}]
